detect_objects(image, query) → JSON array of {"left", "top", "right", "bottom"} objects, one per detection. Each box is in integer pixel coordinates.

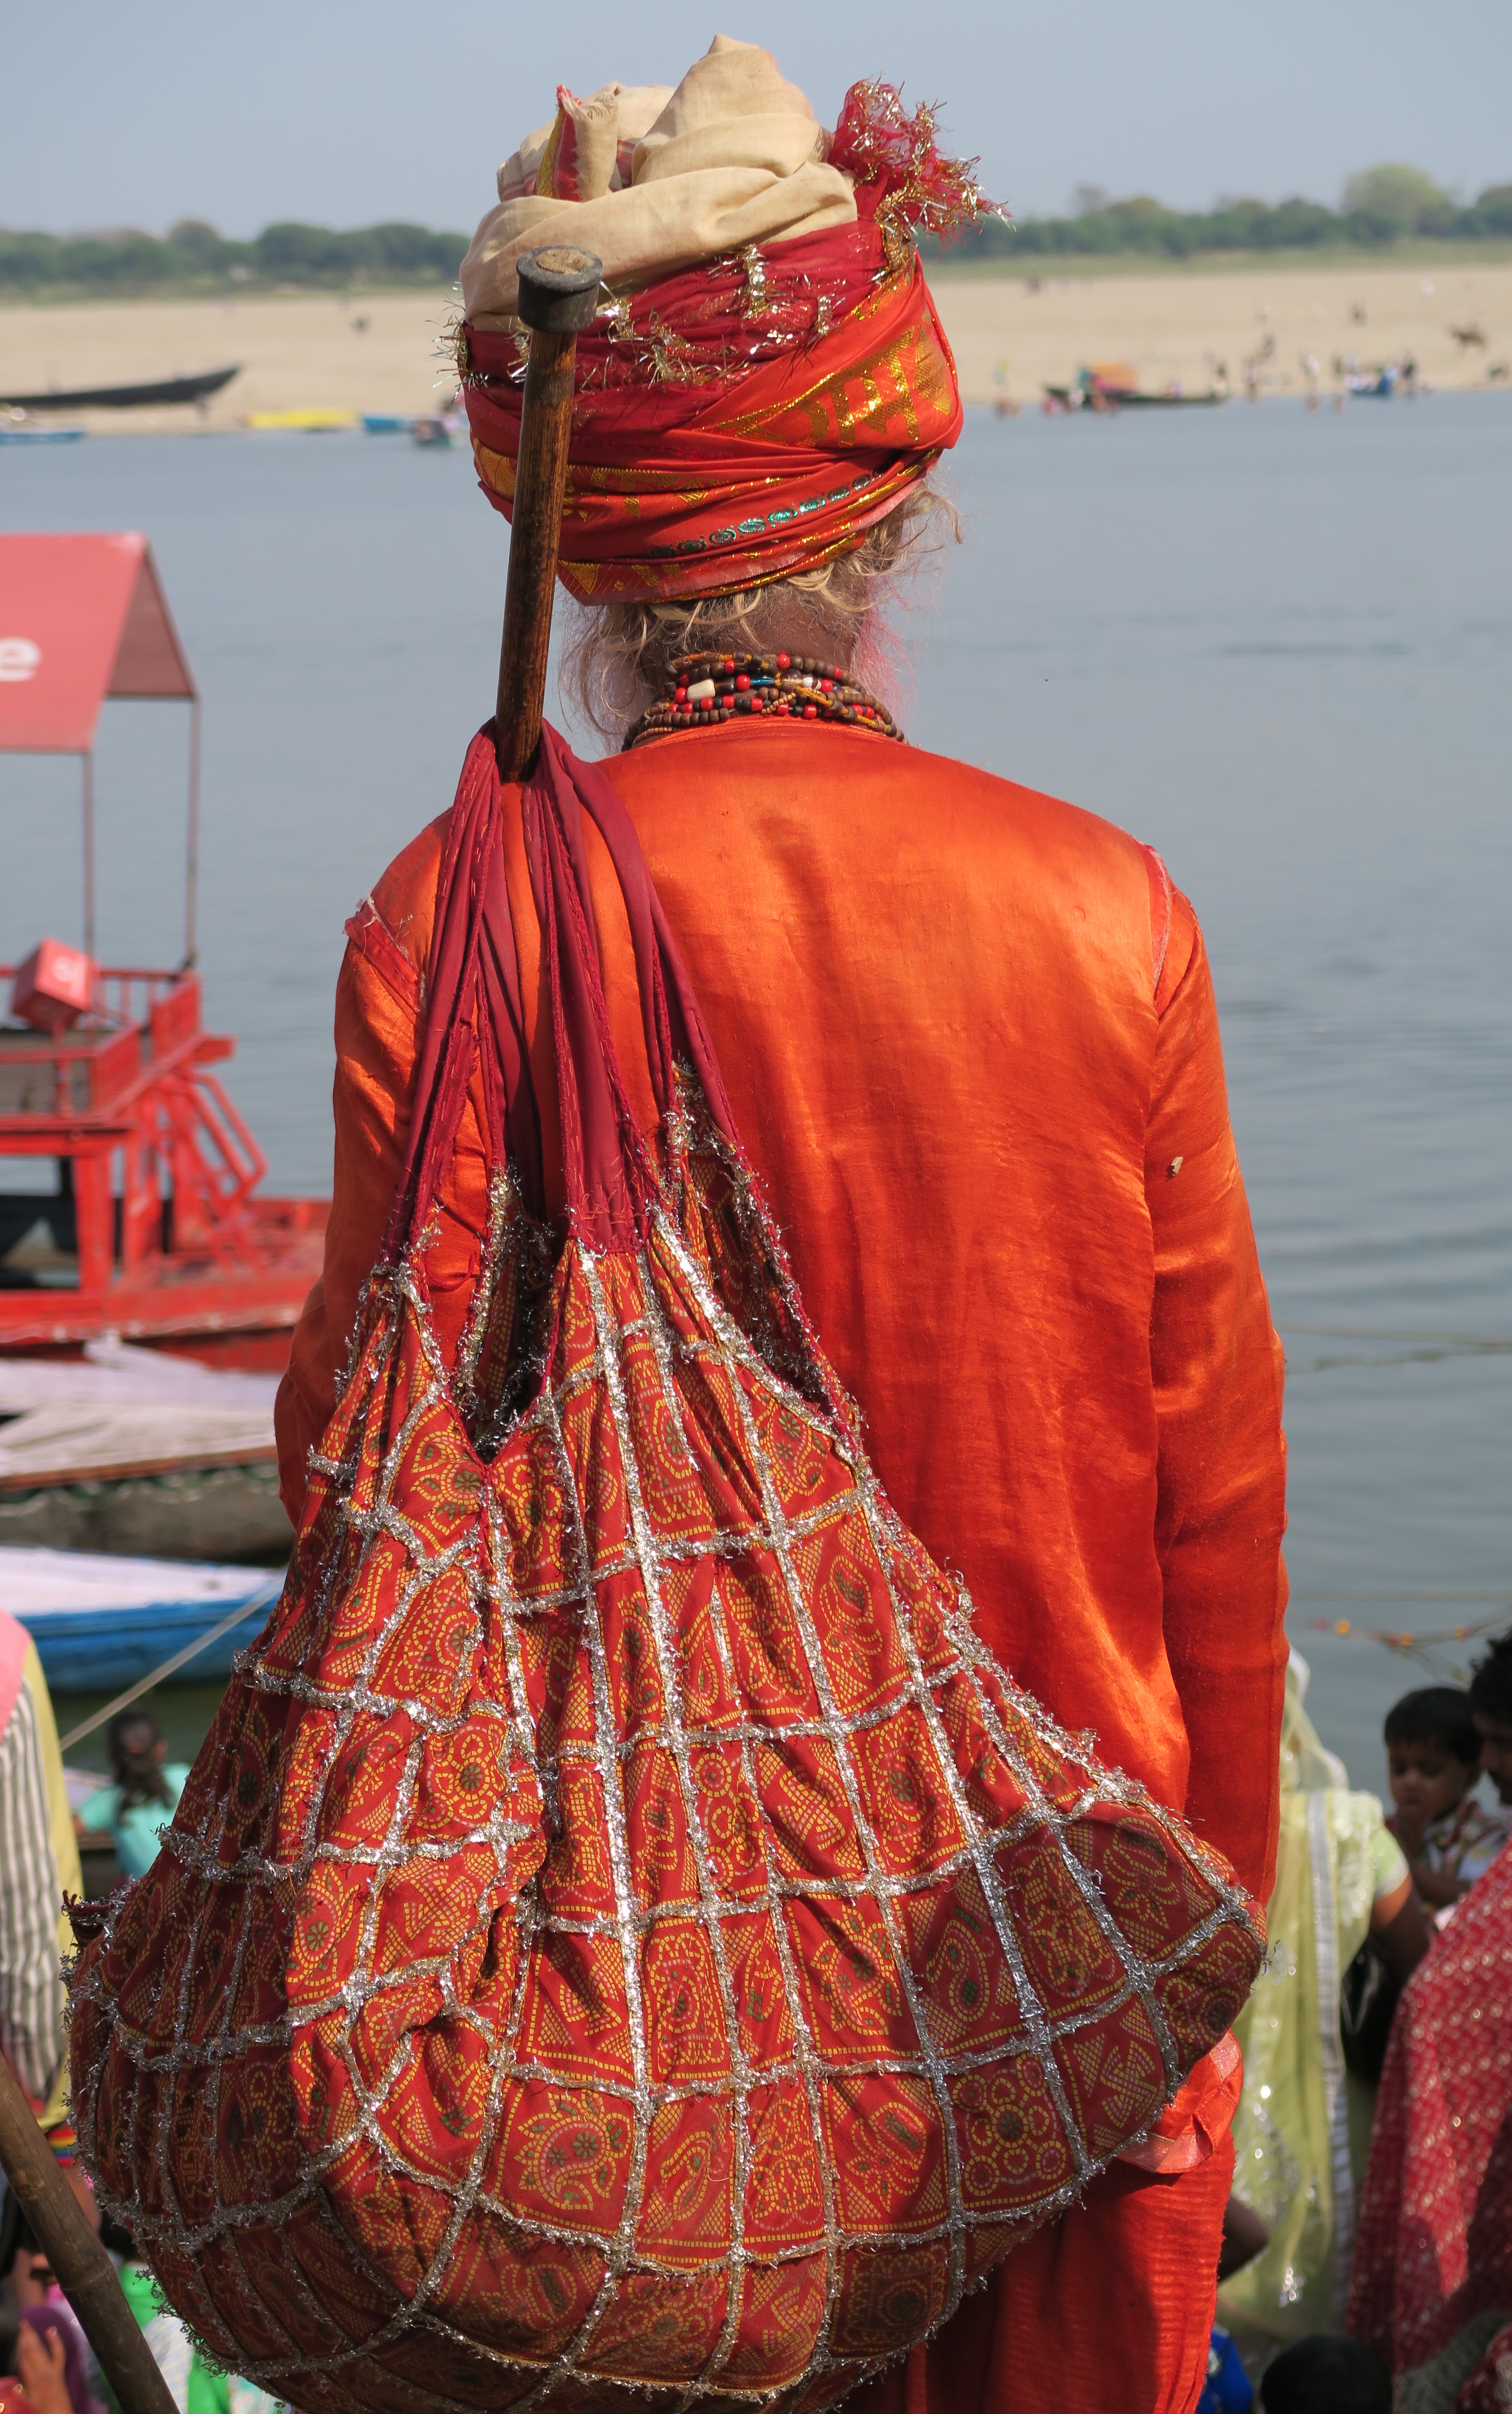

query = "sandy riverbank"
[
  {"left": 938, "top": 257, "right": 1512, "bottom": 405},
  {"left": 1, "top": 260, "right": 1508, "bottom": 435}
]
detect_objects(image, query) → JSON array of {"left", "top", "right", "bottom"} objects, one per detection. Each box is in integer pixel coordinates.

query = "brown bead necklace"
[{"left": 624, "top": 649, "right": 904, "bottom": 750}]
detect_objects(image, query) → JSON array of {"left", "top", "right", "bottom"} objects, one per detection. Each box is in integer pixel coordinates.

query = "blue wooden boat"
[
  {"left": 1, "top": 1545, "right": 283, "bottom": 1692},
  {"left": 0, "top": 426, "right": 86, "bottom": 445},
  {"left": 363, "top": 413, "right": 417, "bottom": 433}
]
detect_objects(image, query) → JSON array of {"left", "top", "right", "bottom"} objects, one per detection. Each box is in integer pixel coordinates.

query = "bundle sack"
[{"left": 71, "top": 729, "right": 1264, "bottom": 2414}]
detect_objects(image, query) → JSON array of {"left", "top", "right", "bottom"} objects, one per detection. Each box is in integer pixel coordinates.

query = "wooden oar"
[
  {"left": 0, "top": 2053, "right": 177, "bottom": 2414},
  {"left": 493, "top": 245, "right": 603, "bottom": 780}
]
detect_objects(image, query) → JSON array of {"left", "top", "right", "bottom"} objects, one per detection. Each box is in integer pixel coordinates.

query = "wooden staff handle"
[
  {"left": 0, "top": 2054, "right": 177, "bottom": 2414},
  {"left": 494, "top": 245, "right": 603, "bottom": 781}
]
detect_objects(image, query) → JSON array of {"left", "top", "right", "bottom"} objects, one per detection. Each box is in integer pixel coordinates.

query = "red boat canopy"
[{"left": 0, "top": 532, "right": 195, "bottom": 753}]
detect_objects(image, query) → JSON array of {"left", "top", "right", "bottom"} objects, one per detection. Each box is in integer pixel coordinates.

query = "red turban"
[{"left": 460, "top": 82, "right": 996, "bottom": 603}]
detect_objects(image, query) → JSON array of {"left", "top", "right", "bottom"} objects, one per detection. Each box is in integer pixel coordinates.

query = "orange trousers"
[{"left": 852, "top": 2140, "right": 1232, "bottom": 2414}]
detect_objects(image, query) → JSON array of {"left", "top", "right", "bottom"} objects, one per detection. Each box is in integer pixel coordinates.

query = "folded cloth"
[{"left": 461, "top": 38, "right": 855, "bottom": 323}]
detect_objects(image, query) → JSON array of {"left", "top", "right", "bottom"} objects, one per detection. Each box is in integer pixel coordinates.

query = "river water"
[{"left": 4, "top": 396, "right": 1509, "bottom": 1791}]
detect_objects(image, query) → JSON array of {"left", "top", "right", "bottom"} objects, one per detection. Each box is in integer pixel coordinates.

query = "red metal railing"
[{"left": 0, "top": 960, "right": 278, "bottom": 1296}]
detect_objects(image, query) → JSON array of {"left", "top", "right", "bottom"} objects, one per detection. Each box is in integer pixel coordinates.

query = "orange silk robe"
[{"left": 276, "top": 721, "right": 1288, "bottom": 2414}]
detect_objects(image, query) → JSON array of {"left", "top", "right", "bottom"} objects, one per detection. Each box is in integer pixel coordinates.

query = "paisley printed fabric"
[{"left": 70, "top": 727, "right": 1264, "bottom": 2414}]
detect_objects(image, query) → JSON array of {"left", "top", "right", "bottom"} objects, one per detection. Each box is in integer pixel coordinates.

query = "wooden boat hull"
[
  {"left": 0, "top": 1270, "right": 316, "bottom": 1351},
  {"left": 0, "top": 1196, "right": 326, "bottom": 1352},
  {"left": 0, "top": 367, "right": 240, "bottom": 412},
  {"left": 0, "top": 1333, "right": 291, "bottom": 1559},
  {"left": 0, "top": 1460, "right": 289, "bottom": 1563}
]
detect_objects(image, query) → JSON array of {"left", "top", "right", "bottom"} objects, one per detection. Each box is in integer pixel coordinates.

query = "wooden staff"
[
  {"left": 0, "top": 2053, "right": 177, "bottom": 2414},
  {"left": 494, "top": 245, "right": 603, "bottom": 780}
]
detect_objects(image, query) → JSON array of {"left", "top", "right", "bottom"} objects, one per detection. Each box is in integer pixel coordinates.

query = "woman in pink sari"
[{"left": 1347, "top": 1799, "right": 1512, "bottom": 2408}]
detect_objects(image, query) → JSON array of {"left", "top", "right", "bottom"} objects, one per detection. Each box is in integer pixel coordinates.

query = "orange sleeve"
[
  {"left": 274, "top": 820, "right": 492, "bottom": 1527},
  {"left": 275, "top": 935, "right": 422, "bottom": 1524},
  {"left": 1146, "top": 892, "right": 1288, "bottom": 1902}
]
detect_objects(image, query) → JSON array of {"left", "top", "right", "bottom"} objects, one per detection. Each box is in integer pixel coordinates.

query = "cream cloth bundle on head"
[{"left": 461, "top": 33, "right": 858, "bottom": 325}]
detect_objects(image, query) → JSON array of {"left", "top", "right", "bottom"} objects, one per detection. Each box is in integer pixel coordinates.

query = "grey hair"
[{"left": 558, "top": 482, "right": 960, "bottom": 746}]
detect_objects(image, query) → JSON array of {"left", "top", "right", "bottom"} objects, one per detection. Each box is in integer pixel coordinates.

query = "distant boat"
[
  {"left": 0, "top": 1543, "right": 282, "bottom": 1692},
  {"left": 1044, "top": 382, "right": 1225, "bottom": 411},
  {"left": 0, "top": 533, "right": 328, "bottom": 1395},
  {"left": 0, "top": 426, "right": 86, "bottom": 446},
  {"left": 413, "top": 401, "right": 466, "bottom": 448},
  {"left": 244, "top": 409, "right": 355, "bottom": 432},
  {"left": 1345, "top": 364, "right": 1416, "bottom": 398},
  {"left": 0, "top": 367, "right": 240, "bottom": 413},
  {"left": 363, "top": 413, "right": 417, "bottom": 434}
]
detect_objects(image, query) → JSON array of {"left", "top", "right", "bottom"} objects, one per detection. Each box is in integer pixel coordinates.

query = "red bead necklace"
[{"left": 624, "top": 650, "right": 904, "bottom": 750}]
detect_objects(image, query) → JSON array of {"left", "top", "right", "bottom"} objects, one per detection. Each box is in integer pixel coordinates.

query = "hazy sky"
[{"left": 5, "top": 0, "right": 1509, "bottom": 239}]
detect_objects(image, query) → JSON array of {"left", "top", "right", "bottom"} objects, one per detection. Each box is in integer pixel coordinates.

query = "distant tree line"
[
  {"left": 934, "top": 166, "right": 1512, "bottom": 263},
  {"left": 3, "top": 167, "right": 1510, "bottom": 297},
  {"left": 0, "top": 217, "right": 470, "bottom": 296}
]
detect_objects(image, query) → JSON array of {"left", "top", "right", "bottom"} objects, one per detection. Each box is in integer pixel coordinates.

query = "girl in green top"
[
  {"left": 76, "top": 1710, "right": 188, "bottom": 1881},
  {"left": 115, "top": 2263, "right": 283, "bottom": 2414}
]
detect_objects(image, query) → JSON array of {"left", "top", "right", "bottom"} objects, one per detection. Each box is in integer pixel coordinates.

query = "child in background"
[
  {"left": 1197, "top": 2328, "right": 1253, "bottom": 2411},
  {"left": 75, "top": 1707, "right": 190, "bottom": 1881},
  {"left": 1384, "top": 1685, "right": 1507, "bottom": 1914},
  {"left": 0, "top": 2198, "right": 103, "bottom": 2414},
  {"left": 1260, "top": 2335, "right": 1391, "bottom": 2412},
  {"left": 112, "top": 2231, "right": 285, "bottom": 2414}
]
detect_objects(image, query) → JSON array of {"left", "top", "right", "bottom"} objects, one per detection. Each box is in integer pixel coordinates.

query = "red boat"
[{"left": 0, "top": 533, "right": 326, "bottom": 1371}]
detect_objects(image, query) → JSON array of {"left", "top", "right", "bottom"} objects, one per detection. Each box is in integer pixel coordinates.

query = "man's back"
[
  {"left": 605, "top": 723, "right": 1286, "bottom": 1895},
  {"left": 271, "top": 718, "right": 1287, "bottom": 2414},
  {"left": 281, "top": 718, "right": 1284, "bottom": 1898}
]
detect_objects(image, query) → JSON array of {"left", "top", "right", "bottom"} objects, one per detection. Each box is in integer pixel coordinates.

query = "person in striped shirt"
[{"left": 0, "top": 1610, "right": 82, "bottom": 2140}]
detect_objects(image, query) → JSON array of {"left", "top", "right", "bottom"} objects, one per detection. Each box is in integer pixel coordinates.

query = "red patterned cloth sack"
[{"left": 70, "top": 727, "right": 1265, "bottom": 2414}]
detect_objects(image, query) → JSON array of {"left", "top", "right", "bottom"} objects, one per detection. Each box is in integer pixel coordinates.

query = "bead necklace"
[{"left": 624, "top": 650, "right": 904, "bottom": 750}]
